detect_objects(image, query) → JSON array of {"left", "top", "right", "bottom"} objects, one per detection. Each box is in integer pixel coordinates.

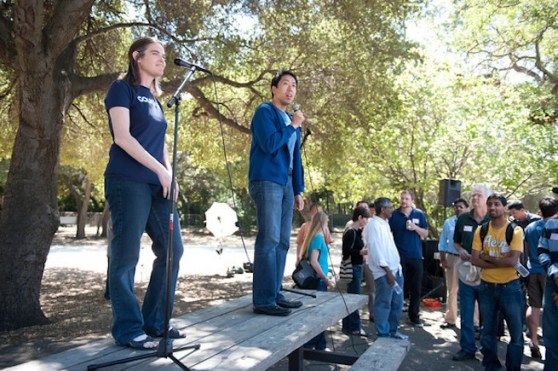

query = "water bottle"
[
  {"left": 515, "top": 262, "right": 530, "bottom": 278},
  {"left": 392, "top": 282, "right": 403, "bottom": 295}
]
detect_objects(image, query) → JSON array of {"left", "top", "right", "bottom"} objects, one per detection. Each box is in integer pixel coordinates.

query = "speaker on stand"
[{"left": 438, "top": 179, "right": 462, "bottom": 220}]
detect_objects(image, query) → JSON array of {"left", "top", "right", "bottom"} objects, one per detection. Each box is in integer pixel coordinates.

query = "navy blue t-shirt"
[
  {"left": 104, "top": 80, "right": 167, "bottom": 185},
  {"left": 389, "top": 207, "right": 428, "bottom": 259}
]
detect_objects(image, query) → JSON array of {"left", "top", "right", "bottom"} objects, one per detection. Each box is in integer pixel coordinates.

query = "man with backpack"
[{"left": 471, "top": 194, "right": 525, "bottom": 371}]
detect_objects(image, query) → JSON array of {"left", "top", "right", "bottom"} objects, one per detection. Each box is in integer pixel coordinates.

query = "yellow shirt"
[{"left": 472, "top": 221, "right": 524, "bottom": 284}]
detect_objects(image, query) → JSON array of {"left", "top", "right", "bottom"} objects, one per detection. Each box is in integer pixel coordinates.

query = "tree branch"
[
  {"left": 69, "top": 72, "right": 120, "bottom": 101},
  {"left": 44, "top": 0, "right": 95, "bottom": 61}
]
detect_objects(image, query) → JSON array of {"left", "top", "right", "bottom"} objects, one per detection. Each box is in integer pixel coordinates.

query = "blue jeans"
[
  {"left": 543, "top": 278, "right": 558, "bottom": 371},
  {"left": 249, "top": 178, "right": 294, "bottom": 308},
  {"left": 458, "top": 279, "right": 481, "bottom": 354},
  {"left": 342, "top": 264, "right": 363, "bottom": 332},
  {"left": 105, "top": 177, "right": 184, "bottom": 345},
  {"left": 373, "top": 270, "right": 404, "bottom": 336},
  {"left": 304, "top": 280, "right": 328, "bottom": 350},
  {"left": 478, "top": 279, "right": 524, "bottom": 371}
]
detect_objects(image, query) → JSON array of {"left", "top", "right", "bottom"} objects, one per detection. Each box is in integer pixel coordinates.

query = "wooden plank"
[
  {"left": 349, "top": 337, "right": 410, "bottom": 371},
  {"left": 186, "top": 292, "right": 367, "bottom": 370},
  {"left": 5, "top": 291, "right": 367, "bottom": 371}
]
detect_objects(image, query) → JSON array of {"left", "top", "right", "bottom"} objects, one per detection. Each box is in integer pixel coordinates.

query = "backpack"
[{"left": 479, "top": 221, "right": 518, "bottom": 246}]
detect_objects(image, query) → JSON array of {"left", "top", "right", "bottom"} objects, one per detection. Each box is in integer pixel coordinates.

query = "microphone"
[
  {"left": 174, "top": 58, "right": 212, "bottom": 74},
  {"left": 293, "top": 103, "right": 300, "bottom": 112}
]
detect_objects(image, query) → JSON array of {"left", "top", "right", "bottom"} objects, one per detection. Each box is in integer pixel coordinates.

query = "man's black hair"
[
  {"left": 539, "top": 197, "right": 558, "bottom": 219},
  {"left": 507, "top": 200, "right": 524, "bottom": 211},
  {"left": 487, "top": 193, "right": 507, "bottom": 207},
  {"left": 271, "top": 70, "right": 297, "bottom": 96},
  {"left": 453, "top": 198, "right": 469, "bottom": 208}
]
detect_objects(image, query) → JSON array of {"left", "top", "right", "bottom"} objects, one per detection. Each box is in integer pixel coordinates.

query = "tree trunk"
[
  {"left": 0, "top": 69, "right": 66, "bottom": 330},
  {"left": 76, "top": 175, "right": 91, "bottom": 239}
]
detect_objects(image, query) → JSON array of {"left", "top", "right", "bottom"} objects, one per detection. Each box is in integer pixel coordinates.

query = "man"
[
  {"left": 452, "top": 184, "right": 491, "bottom": 362},
  {"left": 508, "top": 200, "right": 542, "bottom": 230},
  {"left": 248, "top": 70, "right": 305, "bottom": 316},
  {"left": 538, "top": 195, "right": 558, "bottom": 371},
  {"left": 389, "top": 190, "right": 428, "bottom": 327},
  {"left": 471, "top": 194, "right": 524, "bottom": 371},
  {"left": 438, "top": 198, "right": 469, "bottom": 329},
  {"left": 525, "top": 197, "right": 558, "bottom": 359},
  {"left": 365, "top": 197, "right": 407, "bottom": 340}
]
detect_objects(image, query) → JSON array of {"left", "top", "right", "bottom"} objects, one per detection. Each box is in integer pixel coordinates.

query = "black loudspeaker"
[{"left": 438, "top": 179, "right": 461, "bottom": 207}]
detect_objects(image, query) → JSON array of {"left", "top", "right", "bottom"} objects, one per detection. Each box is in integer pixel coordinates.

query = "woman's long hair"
[
  {"left": 120, "top": 36, "right": 163, "bottom": 97},
  {"left": 299, "top": 210, "right": 329, "bottom": 261}
]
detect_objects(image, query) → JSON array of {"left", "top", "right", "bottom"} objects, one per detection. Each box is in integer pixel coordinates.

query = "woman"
[
  {"left": 104, "top": 37, "right": 185, "bottom": 350},
  {"left": 299, "top": 210, "right": 336, "bottom": 350},
  {"left": 341, "top": 206, "right": 370, "bottom": 336}
]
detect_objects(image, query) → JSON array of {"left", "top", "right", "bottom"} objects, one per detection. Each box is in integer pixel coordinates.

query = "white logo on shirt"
[{"left": 137, "top": 95, "right": 157, "bottom": 105}]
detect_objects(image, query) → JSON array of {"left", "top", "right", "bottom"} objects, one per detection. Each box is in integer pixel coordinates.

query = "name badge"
[
  {"left": 501, "top": 246, "right": 510, "bottom": 253},
  {"left": 464, "top": 225, "right": 473, "bottom": 232},
  {"left": 551, "top": 233, "right": 558, "bottom": 241},
  {"left": 412, "top": 218, "right": 420, "bottom": 224}
]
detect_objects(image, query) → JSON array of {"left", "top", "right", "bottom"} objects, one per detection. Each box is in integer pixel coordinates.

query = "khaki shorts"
[{"left": 527, "top": 273, "right": 546, "bottom": 308}]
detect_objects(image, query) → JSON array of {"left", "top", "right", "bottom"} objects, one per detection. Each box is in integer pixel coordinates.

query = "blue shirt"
[
  {"left": 248, "top": 102, "right": 304, "bottom": 195},
  {"left": 308, "top": 234, "right": 329, "bottom": 277},
  {"left": 389, "top": 207, "right": 428, "bottom": 259},
  {"left": 538, "top": 216, "right": 558, "bottom": 279},
  {"left": 525, "top": 219, "right": 546, "bottom": 274},
  {"left": 438, "top": 215, "right": 459, "bottom": 255},
  {"left": 104, "top": 80, "right": 167, "bottom": 185}
]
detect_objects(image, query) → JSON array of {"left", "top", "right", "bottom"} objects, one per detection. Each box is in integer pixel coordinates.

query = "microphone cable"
[{"left": 209, "top": 80, "right": 253, "bottom": 269}]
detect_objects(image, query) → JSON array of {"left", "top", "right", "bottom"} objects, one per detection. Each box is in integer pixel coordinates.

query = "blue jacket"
[{"left": 249, "top": 102, "right": 304, "bottom": 195}]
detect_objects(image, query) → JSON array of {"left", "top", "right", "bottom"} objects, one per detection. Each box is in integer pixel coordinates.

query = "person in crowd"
[
  {"left": 249, "top": 70, "right": 305, "bottom": 316},
  {"left": 342, "top": 206, "right": 370, "bottom": 336},
  {"left": 508, "top": 200, "right": 542, "bottom": 230},
  {"left": 538, "top": 194, "right": 558, "bottom": 371},
  {"left": 365, "top": 197, "right": 408, "bottom": 340},
  {"left": 471, "top": 194, "right": 524, "bottom": 371},
  {"left": 525, "top": 197, "right": 558, "bottom": 359},
  {"left": 389, "top": 190, "right": 429, "bottom": 327},
  {"left": 300, "top": 210, "right": 336, "bottom": 350},
  {"left": 345, "top": 200, "right": 376, "bottom": 321},
  {"left": 438, "top": 198, "right": 469, "bottom": 329},
  {"left": 104, "top": 37, "right": 185, "bottom": 350},
  {"left": 297, "top": 201, "right": 332, "bottom": 266},
  {"left": 452, "top": 184, "right": 491, "bottom": 361}
]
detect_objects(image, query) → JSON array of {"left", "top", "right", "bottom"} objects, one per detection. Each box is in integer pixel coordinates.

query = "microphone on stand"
[{"left": 174, "top": 58, "right": 212, "bottom": 74}]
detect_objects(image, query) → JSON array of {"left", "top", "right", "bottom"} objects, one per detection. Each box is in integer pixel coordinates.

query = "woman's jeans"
[
  {"left": 342, "top": 264, "right": 363, "bottom": 332},
  {"left": 105, "top": 177, "right": 184, "bottom": 345},
  {"left": 304, "top": 280, "right": 328, "bottom": 350},
  {"left": 249, "top": 178, "right": 294, "bottom": 308},
  {"left": 478, "top": 279, "right": 524, "bottom": 371}
]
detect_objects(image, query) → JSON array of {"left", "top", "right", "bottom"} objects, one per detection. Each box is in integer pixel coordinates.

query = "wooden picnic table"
[{"left": 7, "top": 290, "right": 368, "bottom": 370}]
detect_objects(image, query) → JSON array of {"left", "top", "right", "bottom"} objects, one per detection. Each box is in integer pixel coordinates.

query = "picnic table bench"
[{"left": 7, "top": 290, "right": 374, "bottom": 370}]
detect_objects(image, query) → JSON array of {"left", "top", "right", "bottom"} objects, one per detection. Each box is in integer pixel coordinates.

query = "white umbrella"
[{"left": 205, "top": 202, "right": 239, "bottom": 238}]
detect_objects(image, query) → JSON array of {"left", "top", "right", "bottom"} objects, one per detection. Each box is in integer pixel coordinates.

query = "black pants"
[{"left": 401, "top": 256, "right": 423, "bottom": 323}]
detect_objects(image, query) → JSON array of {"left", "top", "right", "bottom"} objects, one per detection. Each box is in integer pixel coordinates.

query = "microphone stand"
[{"left": 88, "top": 67, "right": 201, "bottom": 370}]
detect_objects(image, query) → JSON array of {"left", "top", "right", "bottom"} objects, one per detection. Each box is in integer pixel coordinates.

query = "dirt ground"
[{"left": 0, "top": 229, "right": 253, "bottom": 369}]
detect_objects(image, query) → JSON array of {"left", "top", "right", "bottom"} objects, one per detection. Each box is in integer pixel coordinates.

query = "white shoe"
[{"left": 390, "top": 332, "right": 409, "bottom": 340}]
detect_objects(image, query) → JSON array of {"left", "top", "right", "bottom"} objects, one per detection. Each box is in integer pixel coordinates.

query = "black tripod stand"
[{"left": 88, "top": 66, "right": 203, "bottom": 371}]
